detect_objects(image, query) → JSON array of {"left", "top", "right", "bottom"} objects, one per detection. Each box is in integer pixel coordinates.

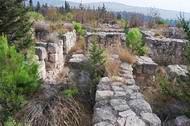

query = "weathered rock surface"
[
  {"left": 86, "top": 32, "right": 125, "bottom": 49},
  {"left": 175, "top": 116, "right": 190, "bottom": 126},
  {"left": 134, "top": 56, "right": 158, "bottom": 75},
  {"left": 35, "top": 30, "right": 77, "bottom": 84},
  {"left": 144, "top": 35, "right": 187, "bottom": 65},
  {"left": 166, "top": 65, "right": 189, "bottom": 80},
  {"left": 93, "top": 63, "right": 161, "bottom": 126}
]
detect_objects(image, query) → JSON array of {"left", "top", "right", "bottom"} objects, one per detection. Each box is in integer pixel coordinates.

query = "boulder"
[
  {"left": 128, "top": 99, "right": 152, "bottom": 115},
  {"left": 175, "top": 115, "right": 190, "bottom": 126},
  {"left": 93, "top": 107, "right": 117, "bottom": 123},
  {"left": 140, "top": 112, "right": 161, "bottom": 126},
  {"left": 125, "top": 115, "right": 146, "bottom": 126},
  {"left": 35, "top": 47, "right": 47, "bottom": 61},
  {"left": 96, "top": 90, "right": 114, "bottom": 101}
]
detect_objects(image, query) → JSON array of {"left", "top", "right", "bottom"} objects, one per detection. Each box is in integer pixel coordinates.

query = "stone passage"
[{"left": 93, "top": 63, "right": 161, "bottom": 126}]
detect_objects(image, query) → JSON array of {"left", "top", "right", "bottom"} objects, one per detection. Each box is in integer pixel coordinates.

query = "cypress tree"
[
  {"left": 36, "top": 1, "right": 41, "bottom": 12},
  {"left": 65, "top": 0, "right": 70, "bottom": 12},
  {"left": 0, "top": 0, "right": 33, "bottom": 52},
  {"left": 29, "top": 0, "right": 33, "bottom": 10}
]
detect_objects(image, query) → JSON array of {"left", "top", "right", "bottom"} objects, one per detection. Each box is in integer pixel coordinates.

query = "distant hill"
[{"left": 33, "top": 0, "right": 190, "bottom": 19}]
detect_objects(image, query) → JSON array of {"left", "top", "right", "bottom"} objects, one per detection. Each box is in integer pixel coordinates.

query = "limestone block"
[
  {"left": 125, "top": 116, "right": 146, "bottom": 126},
  {"left": 175, "top": 115, "right": 190, "bottom": 126},
  {"left": 47, "top": 42, "right": 58, "bottom": 54},
  {"left": 35, "top": 47, "right": 47, "bottom": 61},
  {"left": 119, "top": 110, "right": 136, "bottom": 118},
  {"left": 140, "top": 112, "right": 161, "bottom": 126},
  {"left": 128, "top": 99, "right": 152, "bottom": 115},
  {"left": 134, "top": 56, "right": 158, "bottom": 75},
  {"left": 166, "top": 65, "right": 188, "bottom": 79},
  {"left": 48, "top": 54, "right": 58, "bottom": 63},
  {"left": 96, "top": 90, "right": 114, "bottom": 101},
  {"left": 93, "top": 107, "right": 117, "bottom": 123},
  {"left": 38, "top": 60, "right": 46, "bottom": 80}
]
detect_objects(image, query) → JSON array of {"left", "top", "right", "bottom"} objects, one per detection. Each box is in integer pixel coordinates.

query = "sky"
[{"left": 68, "top": 0, "right": 190, "bottom": 13}]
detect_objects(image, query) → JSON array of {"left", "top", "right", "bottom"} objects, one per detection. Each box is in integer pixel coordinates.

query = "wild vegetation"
[
  {"left": 126, "top": 28, "right": 148, "bottom": 55},
  {"left": 1, "top": 0, "right": 190, "bottom": 125},
  {"left": 0, "top": 36, "right": 40, "bottom": 124}
]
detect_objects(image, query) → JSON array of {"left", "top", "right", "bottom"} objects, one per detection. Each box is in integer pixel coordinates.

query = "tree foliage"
[
  {"left": 126, "top": 28, "right": 148, "bottom": 55},
  {"left": 65, "top": 0, "right": 70, "bottom": 12},
  {"left": 73, "top": 22, "right": 86, "bottom": 36},
  {"left": 0, "top": 36, "right": 40, "bottom": 121},
  {"left": 0, "top": 0, "right": 33, "bottom": 52}
]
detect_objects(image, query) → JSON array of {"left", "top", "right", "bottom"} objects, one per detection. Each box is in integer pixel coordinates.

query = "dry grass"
[
  {"left": 50, "top": 21, "right": 68, "bottom": 33},
  {"left": 18, "top": 95, "right": 85, "bottom": 126},
  {"left": 68, "top": 37, "right": 86, "bottom": 54},
  {"left": 116, "top": 46, "right": 136, "bottom": 64},
  {"left": 105, "top": 59, "right": 120, "bottom": 77},
  {"left": 104, "top": 48, "right": 120, "bottom": 77}
]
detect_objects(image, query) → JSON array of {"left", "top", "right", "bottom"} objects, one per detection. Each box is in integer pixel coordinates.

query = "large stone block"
[
  {"left": 47, "top": 43, "right": 59, "bottom": 54},
  {"left": 93, "top": 107, "right": 117, "bottom": 123},
  {"left": 140, "top": 112, "right": 161, "bottom": 126},
  {"left": 38, "top": 60, "right": 46, "bottom": 79},
  {"left": 175, "top": 115, "right": 190, "bottom": 126},
  {"left": 128, "top": 99, "right": 152, "bottom": 115},
  {"left": 134, "top": 56, "right": 158, "bottom": 75},
  {"left": 48, "top": 54, "right": 58, "bottom": 63},
  {"left": 35, "top": 47, "right": 47, "bottom": 61}
]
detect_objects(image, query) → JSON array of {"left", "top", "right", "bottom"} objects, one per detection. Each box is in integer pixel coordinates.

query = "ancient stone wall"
[
  {"left": 93, "top": 63, "right": 161, "bottom": 126},
  {"left": 143, "top": 31, "right": 187, "bottom": 65},
  {"left": 85, "top": 32, "right": 125, "bottom": 49},
  {"left": 35, "top": 31, "right": 77, "bottom": 84}
]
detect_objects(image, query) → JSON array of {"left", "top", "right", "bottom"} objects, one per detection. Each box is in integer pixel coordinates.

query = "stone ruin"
[
  {"left": 93, "top": 63, "right": 161, "bottom": 126},
  {"left": 85, "top": 32, "right": 125, "bottom": 49},
  {"left": 33, "top": 25, "right": 190, "bottom": 125},
  {"left": 35, "top": 30, "right": 76, "bottom": 84},
  {"left": 142, "top": 30, "right": 188, "bottom": 65}
]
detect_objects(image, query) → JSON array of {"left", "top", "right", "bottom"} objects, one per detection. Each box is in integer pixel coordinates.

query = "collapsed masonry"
[
  {"left": 142, "top": 30, "right": 187, "bottom": 65},
  {"left": 35, "top": 30, "right": 76, "bottom": 84}
]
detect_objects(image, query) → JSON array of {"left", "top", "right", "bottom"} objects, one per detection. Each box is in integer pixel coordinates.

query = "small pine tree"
[
  {"left": 126, "top": 28, "right": 147, "bottom": 55},
  {"left": 89, "top": 41, "right": 106, "bottom": 69},
  {"left": 29, "top": 0, "right": 33, "bottom": 10},
  {"left": 65, "top": 0, "right": 70, "bottom": 12},
  {"left": 179, "top": 14, "right": 190, "bottom": 64},
  {"left": 36, "top": 1, "right": 41, "bottom": 12},
  {"left": 88, "top": 41, "right": 105, "bottom": 103},
  {"left": 0, "top": 0, "right": 33, "bottom": 52}
]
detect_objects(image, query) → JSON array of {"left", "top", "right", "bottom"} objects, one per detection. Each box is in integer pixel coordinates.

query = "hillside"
[{"left": 33, "top": 0, "right": 190, "bottom": 19}]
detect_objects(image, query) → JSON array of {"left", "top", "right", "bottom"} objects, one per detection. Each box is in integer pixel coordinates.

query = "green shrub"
[
  {"left": 0, "top": 0, "right": 33, "bottom": 52},
  {"left": 27, "top": 11, "right": 44, "bottom": 22},
  {"left": 65, "top": 12, "right": 74, "bottom": 21},
  {"left": 156, "top": 73, "right": 190, "bottom": 103},
  {"left": 4, "top": 117, "right": 22, "bottom": 126},
  {"left": 73, "top": 22, "right": 86, "bottom": 36},
  {"left": 63, "top": 87, "right": 79, "bottom": 98},
  {"left": 179, "top": 15, "right": 190, "bottom": 64},
  {"left": 0, "top": 36, "right": 40, "bottom": 120},
  {"left": 126, "top": 28, "right": 148, "bottom": 55}
]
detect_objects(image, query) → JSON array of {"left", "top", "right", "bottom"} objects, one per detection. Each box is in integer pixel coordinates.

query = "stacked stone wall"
[
  {"left": 93, "top": 63, "right": 161, "bottom": 126},
  {"left": 35, "top": 31, "right": 77, "bottom": 84}
]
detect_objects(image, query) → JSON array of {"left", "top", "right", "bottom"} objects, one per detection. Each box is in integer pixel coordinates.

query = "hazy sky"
[{"left": 68, "top": 0, "right": 190, "bottom": 12}]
